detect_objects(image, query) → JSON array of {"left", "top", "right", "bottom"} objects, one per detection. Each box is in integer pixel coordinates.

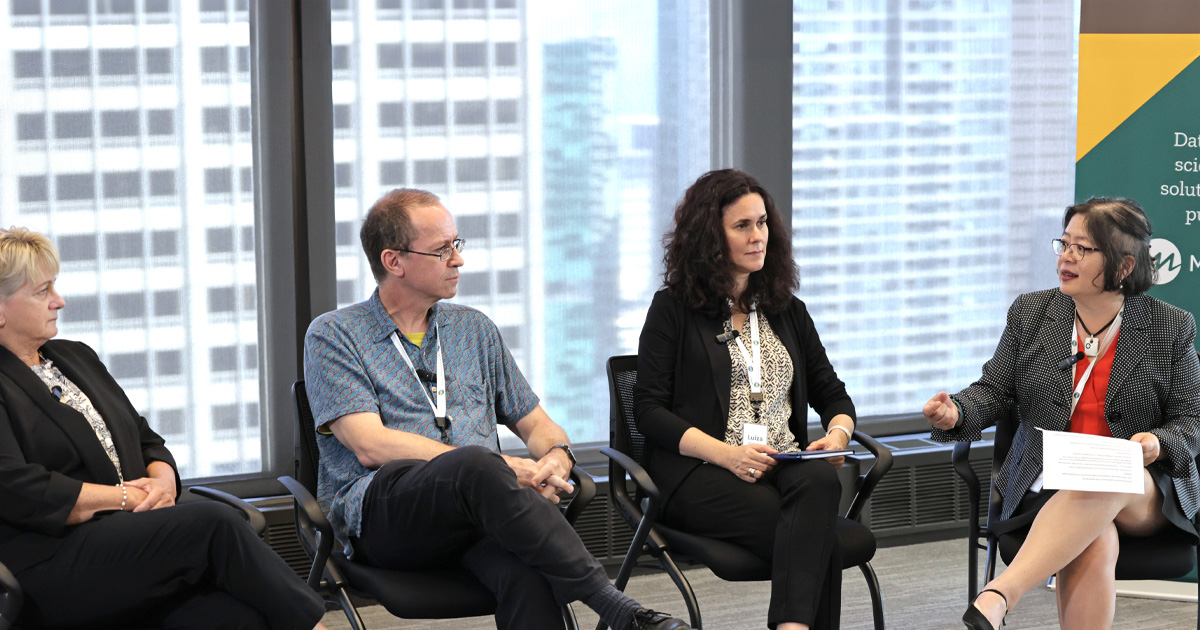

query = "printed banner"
[{"left": 1075, "top": 0, "right": 1200, "bottom": 345}]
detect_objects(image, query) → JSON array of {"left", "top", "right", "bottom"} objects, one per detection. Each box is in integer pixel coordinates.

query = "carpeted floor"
[{"left": 320, "top": 537, "right": 1197, "bottom": 629}]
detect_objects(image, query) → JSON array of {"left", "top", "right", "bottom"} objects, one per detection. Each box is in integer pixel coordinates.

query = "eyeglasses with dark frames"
[
  {"left": 1051, "top": 238, "right": 1100, "bottom": 261},
  {"left": 395, "top": 238, "right": 466, "bottom": 262}
]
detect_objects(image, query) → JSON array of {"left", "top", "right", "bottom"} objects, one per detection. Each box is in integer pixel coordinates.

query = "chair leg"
[
  {"left": 658, "top": 551, "right": 702, "bottom": 630},
  {"left": 333, "top": 585, "right": 366, "bottom": 630},
  {"left": 859, "top": 562, "right": 885, "bottom": 630},
  {"left": 562, "top": 603, "right": 579, "bottom": 630},
  {"left": 967, "top": 535, "right": 978, "bottom": 606}
]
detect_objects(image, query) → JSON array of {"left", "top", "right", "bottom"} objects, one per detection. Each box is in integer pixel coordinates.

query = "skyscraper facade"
[
  {"left": 790, "top": 0, "right": 1078, "bottom": 419},
  {"left": 2, "top": 0, "right": 262, "bottom": 478}
]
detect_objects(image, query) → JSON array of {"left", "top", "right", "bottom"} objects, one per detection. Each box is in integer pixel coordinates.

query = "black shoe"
[
  {"left": 631, "top": 608, "right": 691, "bottom": 630},
  {"left": 962, "top": 588, "right": 1008, "bottom": 630}
]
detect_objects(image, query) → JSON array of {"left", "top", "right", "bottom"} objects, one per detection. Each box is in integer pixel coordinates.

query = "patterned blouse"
[
  {"left": 722, "top": 310, "right": 799, "bottom": 452},
  {"left": 31, "top": 357, "right": 124, "bottom": 481}
]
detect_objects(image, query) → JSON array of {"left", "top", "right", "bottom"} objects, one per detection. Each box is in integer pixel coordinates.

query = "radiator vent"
[{"left": 864, "top": 437, "right": 992, "bottom": 540}]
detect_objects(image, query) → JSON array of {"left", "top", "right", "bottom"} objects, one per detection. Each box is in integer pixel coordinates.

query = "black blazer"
[
  {"left": 0, "top": 339, "right": 178, "bottom": 574},
  {"left": 633, "top": 289, "right": 856, "bottom": 504},
  {"left": 931, "top": 289, "right": 1200, "bottom": 521}
]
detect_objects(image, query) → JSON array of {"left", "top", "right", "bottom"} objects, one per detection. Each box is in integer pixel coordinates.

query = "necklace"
[{"left": 1075, "top": 310, "right": 1120, "bottom": 358}]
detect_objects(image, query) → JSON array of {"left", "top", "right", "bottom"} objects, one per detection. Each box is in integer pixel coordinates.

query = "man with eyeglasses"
[{"left": 303, "top": 188, "right": 689, "bottom": 630}]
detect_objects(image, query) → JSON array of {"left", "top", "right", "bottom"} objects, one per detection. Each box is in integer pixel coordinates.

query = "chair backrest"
[
  {"left": 292, "top": 380, "right": 321, "bottom": 495},
  {"left": 607, "top": 355, "right": 645, "bottom": 465}
]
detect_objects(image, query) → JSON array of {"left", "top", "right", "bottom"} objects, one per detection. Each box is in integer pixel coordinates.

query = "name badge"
[{"left": 743, "top": 423, "right": 768, "bottom": 446}]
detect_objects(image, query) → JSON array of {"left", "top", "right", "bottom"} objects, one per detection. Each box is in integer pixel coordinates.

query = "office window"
[
  {"left": 13, "top": 51, "right": 42, "bottom": 78},
  {"left": 211, "top": 404, "right": 240, "bottom": 430},
  {"left": 206, "top": 227, "right": 235, "bottom": 254},
  {"left": 101, "top": 110, "right": 139, "bottom": 137},
  {"left": 413, "top": 159, "right": 447, "bottom": 185},
  {"left": 240, "top": 226, "right": 254, "bottom": 252},
  {"left": 144, "top": 48, "right": 172, "bottom": 74},
  {"left": 11, "top": 1, "right": 40, "bottom": 16},
  {"left": 19, "top": 176, "right": 48, "bottom": 203},
  {"left": 494, "top": 42, "right": 517, "bottom": 67},
  {"left": 63, "top": 295, "right": 99, "bottom": 322},
  {"left": 56, "top": 173, "right": 95, "bottom": 200},
  {"left": 156, "top": 408, "right": 185, "bottom": 434},
  {"left": 54, "top": 112, "right": 91, "bottom": 139},
  {"left": 50, "top": 0, "right": 88, "bottom": 15},
  {"left": 455, "top": 157, "right": 487, "bottom": 183},
  {"left": 412, "top": 102, "right": 445, "bottom": 127},
  {"left": 109, "top": 352, "right": 148, "bottom": 380},
  {"left": 50, "top": 50, "right": 89, "bottom": 77},
  {"left": 335, "top": 162, "right": 354, "bottom": 188},
  {"left": 149, "top": 170, "right": 176, "bottom": 196},
  {"left": 454, "top": 100, "right": 487, "bottom": 125},
  {"left": 379, "top": 160, "right": 405, "bottom": 185},
  {"left": 329, "top": 0, "right": 711, "bottom": 445},
  {"left": 379, "top": 101, "right": 405, "bottom": 127},
  {"left": 210, "top": 345, "right": 238, "bottom": 372},
  {"left": 204, "top": 168, "right": 233, "bottom": 194},
  {"left": 147, "top": 109, "right": 174, "bottom": 135},
  {"left": 236, "top": 46, "right": 249, "bottom": 73},
  {"left": 454, "top": 42, "right": 486, "bottom": 68},
  {"left": 98, "top": 49, "right": 137, "bottom": 75},
  {"left": 105, "top": 232, "right": 143, "bottom": 258},
  {"left": 156, "top": 350, "right": 183, "bottom": 376},
  {"left": 411, "top": 43, "right": 444, "bottom": 68},
  {"left": 57, "top": 234, "right": 98, "bottom": 262},
  {"left": 207, "top": 287, "right": 237, "bottom": 313},
  {"left": 239, "top": 167, "right": 253, "bottom": 193},
  {"left": 333, "top": 104, "right": 351, "bottom": 130},
  {"left": 151, "top": 231, "right": 178, "bottom": 257},
  {"left": 17, "top": 113, "right": 45, "bottom": 140},
  {"left": 789, "top": 0, "right": 1077, "bottom": 422},
  {"left": 200, "top": 46, "right": 227, "bottom": 73},
  {"left": 332, "top": 45, "right": 350, "bottom": 71},
  {"left": 237, "top": 106, "right": 251, "bottom": 133},
  {"left": 203, "top": 107, "right": 231, "bottom": 134},
  {"left": 153, "top": 290, "right": 181, "bottom": 316},
  {"left": 108, "top": 292, "right": 146, "bottom": 319},
  {"left": 102, "top": 171, "right": 141, "bottom": 199}
]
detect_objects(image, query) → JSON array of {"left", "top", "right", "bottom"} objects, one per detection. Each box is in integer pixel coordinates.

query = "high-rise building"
[
  {"left": 790, "top": 0, "right": 1077, "bottom": 417},
  {"left": 2, "top": 0, "right": 261, "bottom": 478}
]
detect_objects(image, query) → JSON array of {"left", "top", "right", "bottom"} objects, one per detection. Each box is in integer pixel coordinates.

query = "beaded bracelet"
[
  {"left": 826, "top": 424, "right": 853, "bottom": 442},
  {"left": 120, "top": 486, "right": 128, "bottom": 511}
]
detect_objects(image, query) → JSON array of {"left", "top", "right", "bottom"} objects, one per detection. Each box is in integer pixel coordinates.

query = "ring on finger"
[{"left": 747, "top": 467, "right": 757, "bottom": 477}]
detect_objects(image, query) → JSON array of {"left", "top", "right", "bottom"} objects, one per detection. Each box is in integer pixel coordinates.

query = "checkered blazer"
[{"left": 931, "top": 289, "right": 1200, "bottom": 521}]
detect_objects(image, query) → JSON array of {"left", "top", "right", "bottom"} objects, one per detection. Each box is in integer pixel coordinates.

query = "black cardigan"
[
  {"left": 0, "top": 339, "right": 178, "bottom": 574},
  {"left": 633, "top": 289, "right": 856, "bottom": 505}
]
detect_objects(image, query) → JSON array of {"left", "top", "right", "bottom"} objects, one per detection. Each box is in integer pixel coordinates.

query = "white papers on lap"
[{"left": 1039, "top": 428, "right": 1144, "bottom": 494}]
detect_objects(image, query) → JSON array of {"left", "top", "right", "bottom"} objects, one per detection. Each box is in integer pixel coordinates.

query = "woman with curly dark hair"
[{"left": 634, "top": 169, "right": 856, "bottom": 630}]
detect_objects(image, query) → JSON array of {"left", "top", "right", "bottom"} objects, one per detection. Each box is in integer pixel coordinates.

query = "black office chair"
[
  {"left": 601, "top": 355, "right": 891, "bottom": 630},
  {"left": 0, "top": 560, "right": 21, "bottom": 630},
  {"left": 281, "top": 380, "right": 594, "bottom": 630},
  {"left": 952, "top": 406, "right": 1200, "bottom": 628}
]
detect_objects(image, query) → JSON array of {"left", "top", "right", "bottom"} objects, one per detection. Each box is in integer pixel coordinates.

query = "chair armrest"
[
  {"left": 277, "top": 475, "right": 337, "bottom": 591},
  {"left": 564, "top": 467, "right": 597, "bottom": 526},
  {"left": 599, "top": 447, "right": 663, "bottom": 522},
  {"left": 951, "top": 441, "right": 980, "bottom": 508},
  {"left": 188, "top": 486, "right": 268, "bottom": 537},
  {"left": 844, "top": 430, "right": 893, "bottom": 522},
  {"left": 0, "top": 559, "right": 22, "bottom": 630}
]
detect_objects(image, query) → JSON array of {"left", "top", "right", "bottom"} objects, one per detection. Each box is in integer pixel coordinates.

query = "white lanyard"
[
  {"left": 390, "top": 326, "right": 447, "bottom": 428},
  {"left": 1068, "top": 310, "right": 1122, "bottom": 418},
  {"left": 732, "top": 307, "right": 763, "bottom": 404}
]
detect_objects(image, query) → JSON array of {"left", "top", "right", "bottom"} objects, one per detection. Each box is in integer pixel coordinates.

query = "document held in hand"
[{"left": 1039, "top": 428, "right": 1144, "bottom": 494}]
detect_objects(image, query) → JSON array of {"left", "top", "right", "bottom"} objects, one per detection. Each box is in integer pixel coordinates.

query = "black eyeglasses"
[
  {"left": 395, "top": 238, "right": 466, "bottom": 262},
  {"left": 1051, "top": 238, "right": 1100, "bottom": 262}
]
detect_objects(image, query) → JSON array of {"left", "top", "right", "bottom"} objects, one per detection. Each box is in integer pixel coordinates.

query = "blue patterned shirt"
[{"left": 303, "top": 289, "right": 539, "bottom": 552}]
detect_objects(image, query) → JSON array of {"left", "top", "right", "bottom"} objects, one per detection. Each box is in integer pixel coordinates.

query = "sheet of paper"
[{"left": 1039, "top": 428, "right": 1144, "bottom": 494}]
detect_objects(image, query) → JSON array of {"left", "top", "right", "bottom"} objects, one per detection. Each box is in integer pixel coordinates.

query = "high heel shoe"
[{"left": 961, "top": 588, "right": 1008, "bottom": 630}]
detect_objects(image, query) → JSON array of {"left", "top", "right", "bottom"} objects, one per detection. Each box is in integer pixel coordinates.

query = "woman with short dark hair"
[
  {"left": 635, "top": 169, "right": 856, "bottom": 630},
  {"left": 925, "top": 197, "right": 1200, "bottom": 629},
  {"left": 0, "top": 227, "right": 327, "bottom": 629}
]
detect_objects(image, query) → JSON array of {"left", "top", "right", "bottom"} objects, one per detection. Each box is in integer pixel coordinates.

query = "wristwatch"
[{"left": 549, "top": 443, "right": 576, "bottom": 467}]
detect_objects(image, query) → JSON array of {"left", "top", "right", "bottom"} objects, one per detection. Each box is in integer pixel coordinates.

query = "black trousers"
[
  {"left": 354, "top": 446, "right": 612, "bottom": 630},
  {"left": 15, "top": 501, "right": 325, "bottom": 630},
  {"left": 661, "top": 459, "right": 843, "bottom": 630}
]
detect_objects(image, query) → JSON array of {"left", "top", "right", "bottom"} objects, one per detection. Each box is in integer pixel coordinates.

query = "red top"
[{"left": 1069, "top": 330, "right": 1119, "bottom": 438}]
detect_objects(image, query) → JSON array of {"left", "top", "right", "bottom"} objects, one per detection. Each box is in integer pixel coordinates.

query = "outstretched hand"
[{"left": 923, "top": 392, "right": 960, "bottom": 430}]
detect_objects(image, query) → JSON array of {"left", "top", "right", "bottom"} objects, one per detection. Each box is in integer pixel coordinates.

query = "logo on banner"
[{"left": 1151, "top": 238, "right": 1183, "bottom": 284}]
